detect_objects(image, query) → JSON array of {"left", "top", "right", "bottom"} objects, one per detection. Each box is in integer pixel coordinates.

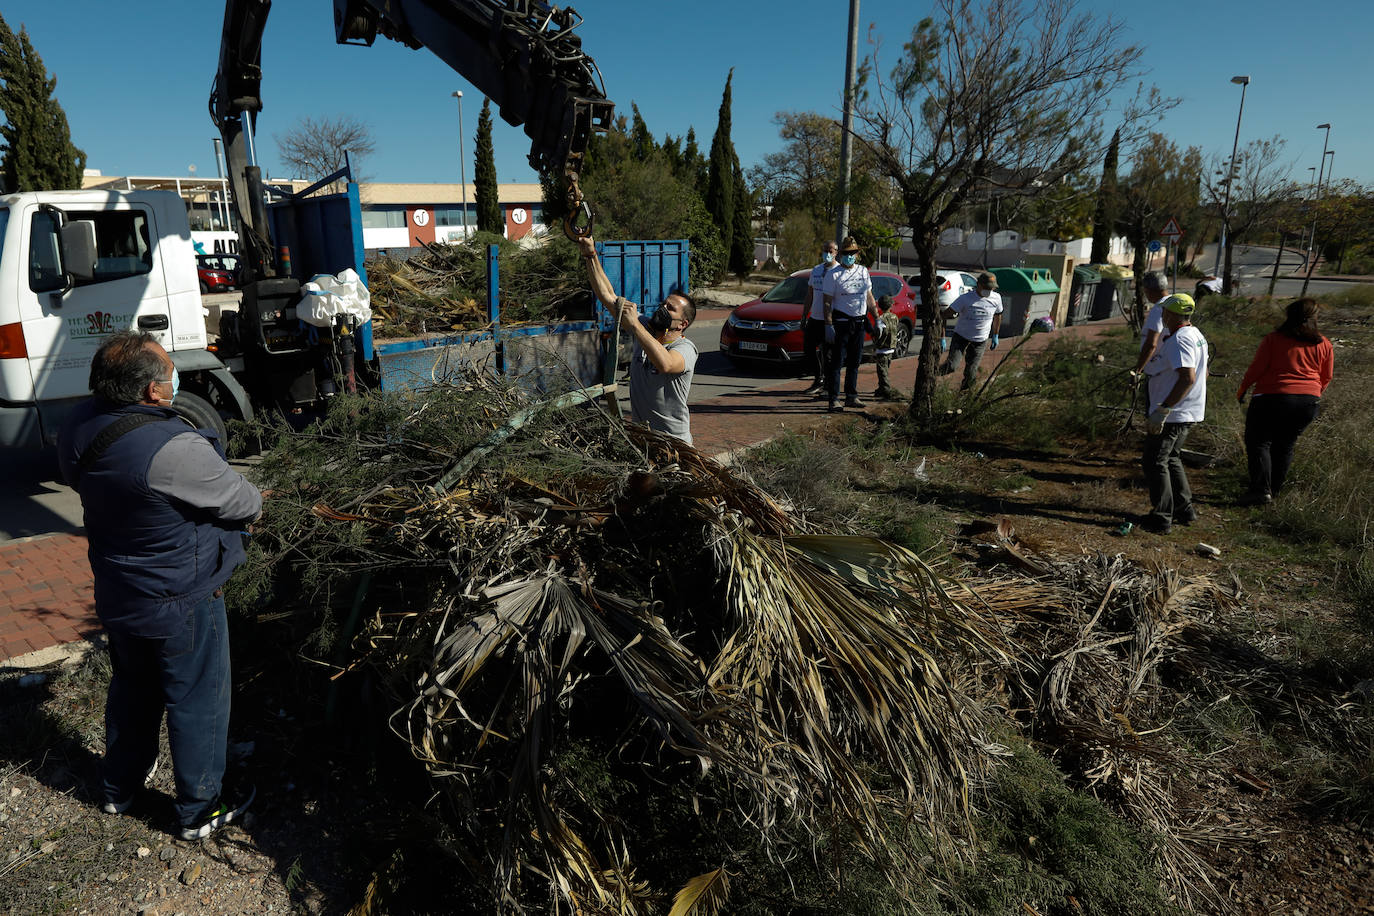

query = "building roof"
[{"left": 83, "top": 174, "right": 545, "bottom": 207}]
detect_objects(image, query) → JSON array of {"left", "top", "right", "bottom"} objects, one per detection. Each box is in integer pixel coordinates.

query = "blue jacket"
[{"left": 58, "top": 400, "right": 251, "bottom": 638}]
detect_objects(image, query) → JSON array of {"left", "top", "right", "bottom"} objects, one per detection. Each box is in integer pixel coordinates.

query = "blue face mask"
[
  {"left": 164, "top": 366, "right": 179, "bottom": 404},
  {"left": 840, "top": 254, "right": 857, "bottom": 267},
  {"left": 822, "top": 250, "right": 835, "bottom": 264}
]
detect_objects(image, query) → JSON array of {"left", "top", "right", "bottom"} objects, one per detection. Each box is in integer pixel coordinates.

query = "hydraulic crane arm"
[{"left": 211, "top": 0, "right": 615, "bottom": 279}]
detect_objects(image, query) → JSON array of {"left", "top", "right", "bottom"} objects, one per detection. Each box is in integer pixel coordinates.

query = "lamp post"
[
  {"left": 452, "top": 90, "right": 468, "bottom": 240},
  {"left": 211, "top": 138, "right": 230, "bottom": 231},
  {"left": 1302, "top": 124, "right": 1333, "bottom": 295},
  {"left": 1214, "top": 75, "right": 1250, "bottom": 289}
]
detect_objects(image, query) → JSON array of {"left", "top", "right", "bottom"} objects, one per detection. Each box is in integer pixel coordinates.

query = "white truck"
[{"left": 0, "top": 189, "right": 252, "bottom": 448}]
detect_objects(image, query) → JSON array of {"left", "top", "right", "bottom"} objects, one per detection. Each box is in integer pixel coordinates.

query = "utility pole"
[
  {"left": 453, "top": 91, "right": 469, "bottom": 239},
  {"left": 1301, "top": 124, "right": 1332, "bottom": 296},
  {"left": 1214, "top": 75, "right": 1249, "bottom": 292},
  {"left": 834, "top": 0, "right": 859, "bottom": 244}
]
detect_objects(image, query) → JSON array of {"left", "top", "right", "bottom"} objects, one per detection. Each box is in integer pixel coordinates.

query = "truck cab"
[{"left": 0, "top": 190, "right": 207, "bottom": 447}]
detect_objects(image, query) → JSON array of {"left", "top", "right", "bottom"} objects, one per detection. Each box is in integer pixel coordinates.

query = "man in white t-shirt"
[
  {"left": 1140, "top": 293, "right": 1208, "bottom": 534},
  {"left": 940, "top": 271, "right": 1003, "bottom": 391},
  {"left": 578, "top": 236, "right": 699, "bottom": 445},
  {"left": 821, "top": 236, "right": 878, "bottom": 412},
  {"left": 1131, "top": 271, "right": 1170, "bottom": 377},
  {"left": 802, "top": 240, "right": 839, "bottom": 395}
]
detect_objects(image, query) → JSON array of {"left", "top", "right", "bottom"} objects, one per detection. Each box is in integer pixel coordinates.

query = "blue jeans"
[
  {"left": 103, "top": 590, "right": 231, "bottom": 828},
  {"left": 827, "top": 316, "right": 864, "bottom": 401}
]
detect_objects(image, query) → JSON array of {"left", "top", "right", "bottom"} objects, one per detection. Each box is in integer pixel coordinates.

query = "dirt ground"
[{"left": 4, "top": 408, "right": 1373, "bottom": 914}]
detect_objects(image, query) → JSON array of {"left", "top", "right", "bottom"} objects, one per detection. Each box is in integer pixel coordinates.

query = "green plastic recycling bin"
[
  {"left": 1066, "top": 265, "right": 1100, "bottom": 325},
  {"left": 990, "top": 267, "right": 1060, "bottom": 336}
]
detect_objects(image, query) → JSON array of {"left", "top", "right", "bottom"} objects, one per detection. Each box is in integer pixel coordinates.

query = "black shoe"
[
  {"left": 1173, "top": 506, "right": 1197, "bottom": 525},
  {"left": 803, "top": 381, "right": 823, "bottom": 394},
  {"left": 845, "top": 396, "right": 865, "bottom": 409},
  {"left": 1238, "top": 491, "right": 1272, "bottom": 507},
  {"left": 1141, "top": 517, "right": 1172, "bottom": 535},
  {"left": 101, "top": 759, "right": 159, "bottom": 815},
  {"left": 828, "top": 401, "right": 843, "bottom": 413},
  {"left": 179, "top": 781, "right": 256, "bottom": 841},
  {"left": 814, "top": 390, "right": 830, "bottom": 400}
]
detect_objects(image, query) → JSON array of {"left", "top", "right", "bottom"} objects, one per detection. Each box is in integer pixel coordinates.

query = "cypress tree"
[
  {"left": 629, "top": 103, "right": 655, "bottom": 162},
  {"left": 682, "top": 127, "right": 707, "bottom": 195},
  {"left": 474, "top": 98, "right": 501, "bottom": 234},
  {"left": 0, "top": 15, "right": 85, "bottom": 192},
  {"left": 705, "top": 71, "right": 737, "bottom": 263},
  {"left": 1089, "top": 128, "right": 1120, "bottom": 264},
  {"left": 730, "top": 157, "right": 754, "bottom": 277}
]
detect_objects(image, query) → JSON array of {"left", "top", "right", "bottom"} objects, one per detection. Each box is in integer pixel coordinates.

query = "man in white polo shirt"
[
  {"left": 821, "top": 236, "right": 878, "bottom": 412},
  {"left": 940, "top": 271, "right": 1003, "bottom": 391},
  {"left": 802, "top": 240, "right": 839, "bottom": 395},
  {"left": 1141, "top": 293, "right": 1208, "bottom": 534}
]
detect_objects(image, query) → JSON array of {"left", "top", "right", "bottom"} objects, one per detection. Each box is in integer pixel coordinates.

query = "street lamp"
[
  {"left": 452, "top": 90, "right": 468, "bottom": 240},
  {"left": 1214, "top": 75, "right": 1250, "bottom": 284},
  {"left": 1302, "top": 124, "right": 1333, "bottom": 294}
]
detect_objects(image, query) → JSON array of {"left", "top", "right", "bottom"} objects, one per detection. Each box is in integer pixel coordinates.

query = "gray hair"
[
  {"left": 1142, "top": 271, "right": 1167, "bottom": 292},
  {"left": 88, "top": 330, "right": 164, "bottom": 405}
]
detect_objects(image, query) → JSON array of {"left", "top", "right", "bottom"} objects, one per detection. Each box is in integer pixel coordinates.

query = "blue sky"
[{"left": 4, "top": 0, "right": 1369, "bottom": 199}]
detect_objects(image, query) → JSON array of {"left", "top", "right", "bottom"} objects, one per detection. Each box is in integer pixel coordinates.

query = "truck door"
[{"left": 19, "top": 202, "right": 173, "bottom": 411}]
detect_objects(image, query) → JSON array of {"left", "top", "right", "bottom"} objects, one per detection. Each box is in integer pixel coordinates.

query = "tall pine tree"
[
  {"left": 682, "top": 127, "right": 707, "bottom": 195},
  {"left": 0, "top": 15, "right": 84, "bottom": 192},
  {"left": 1089, "top": 128, "right": 1120, "bottom": 264},
  {"left": 629, "top": 104, "right": 655, "bottom": 162},
  {"left": 474, "top": 97, "right": 501, "bottom": 234},
  {"left": 730, "top": 157, "right": 754, "bottom": 277}
]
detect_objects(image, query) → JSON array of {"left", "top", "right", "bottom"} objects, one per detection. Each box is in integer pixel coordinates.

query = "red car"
[
  {"left": 196, "top": 253, "right": 241, "bottom": 293},
  {"left": 718, "top": 268, "right": 916, "bottom": 366}
]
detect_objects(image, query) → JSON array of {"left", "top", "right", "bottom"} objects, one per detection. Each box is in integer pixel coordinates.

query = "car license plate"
[{"left": 739, "top": 341, "right": 768, "bottom": 352}]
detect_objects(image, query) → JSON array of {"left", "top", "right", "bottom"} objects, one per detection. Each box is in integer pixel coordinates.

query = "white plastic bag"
[{"left": 298, "top": 268, "right": 372, "bottom": 327}]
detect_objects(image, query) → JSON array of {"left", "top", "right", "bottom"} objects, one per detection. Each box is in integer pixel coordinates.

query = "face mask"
[
  {"left": 646, "top": 305, "right": 674, "bottom": 333},
  {"left": 840, "top": 254, "right": 857, "bottom": 267},
  {"left": 164, "top": 366, "right": 180, "bottom": 404},
  {"left": 822, "top": 251, "right": 835, "bottom": 264}
]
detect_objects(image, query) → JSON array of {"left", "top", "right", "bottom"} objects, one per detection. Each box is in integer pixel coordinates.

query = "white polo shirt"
[
  {"left": 807, "top": 262, "right": 837, "bottom": 320},
  {"left": 822, "top": 264, "right": 872, "bottom": 318}
]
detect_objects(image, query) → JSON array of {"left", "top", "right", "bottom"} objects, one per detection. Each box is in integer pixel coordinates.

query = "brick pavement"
[{"left": 0, "top": 314, "right": 1129, "bottom": 665}]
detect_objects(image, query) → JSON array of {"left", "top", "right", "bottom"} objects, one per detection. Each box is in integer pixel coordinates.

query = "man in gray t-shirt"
[{"left": 579, "top": 236, "right": 699, "bottom": 445}]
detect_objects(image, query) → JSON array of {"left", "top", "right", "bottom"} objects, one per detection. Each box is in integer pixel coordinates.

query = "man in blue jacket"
[{"left": 58, "top": 331, "right": 261, "bottom": 840}]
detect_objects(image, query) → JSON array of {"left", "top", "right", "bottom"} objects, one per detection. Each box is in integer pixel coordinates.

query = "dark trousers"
[
  {"left": 827, "top": 316, "right": 864, "bottom": 401},
  {"left": 801, "top": 317, "right": 828, "bottom": 383},
  {"left": 941, "top": 333, "right": 989, "bottom": 391},
  {"left": 103, "top": 590, "right": 232, "bottom": 828},
  {"left": 1245, "top": 394, "right": 1320, "bottom": 496},
  {"left": 1142, "top": 422, "right": 1195, "bottom": 526}
]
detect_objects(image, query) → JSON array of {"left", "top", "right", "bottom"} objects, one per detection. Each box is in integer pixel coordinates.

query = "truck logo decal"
[{"left": 67, "top": 311, "right": 135, "bottom": 339}]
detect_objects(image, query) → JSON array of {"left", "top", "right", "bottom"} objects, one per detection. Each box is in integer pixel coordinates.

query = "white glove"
[
  {"left": 1146, "top": 406, "right": 1172, "bottom": 435},
  {"left": 1127, "top": 369, "right": 1143, "bottom": 388}
]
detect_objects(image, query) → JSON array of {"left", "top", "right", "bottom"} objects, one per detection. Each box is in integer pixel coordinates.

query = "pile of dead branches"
[
  {"left": 231, "top": 373, "right": 1011, "bottom": 914},
  {"left": 968, "top": 548, "right": 1373, "bottom": 913},
  {"left": 366, "top": 236, "right": 592, "bottom": 339}
]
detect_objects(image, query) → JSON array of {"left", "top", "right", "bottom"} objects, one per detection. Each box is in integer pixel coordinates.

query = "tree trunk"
[
  {"left": 1130, "top": 243, "right": 1148, "bottom": 330},
  {"left": 906, "top": 232, "right": 944, "bottom": 423},
  {"left": 1223, "top": 236, "right": 1235, "bottom": 295}
]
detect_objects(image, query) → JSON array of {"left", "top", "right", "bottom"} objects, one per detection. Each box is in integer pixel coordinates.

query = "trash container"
[
  {"left": 1066, "top": 265, "right": 1100, "bottom": 325},
  {"left": 990, "top": 267, "right": 1060, "bottom": 337},
  {"left": 1091, "top": 264, "right": 1133, "bottom": 320}
]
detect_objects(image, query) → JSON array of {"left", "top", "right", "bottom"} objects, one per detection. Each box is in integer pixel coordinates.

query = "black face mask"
[{"left": 646, "top": 305, "right": 674, "bottom": 333}]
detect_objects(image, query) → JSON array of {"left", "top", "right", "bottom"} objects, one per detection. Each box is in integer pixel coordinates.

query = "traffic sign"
[
  {"left": 1159, "top": 217, "right": 1183, "bottom": 239},
  {"left": 1148, "top": 239, "right": 1163, "bottom": 253}
]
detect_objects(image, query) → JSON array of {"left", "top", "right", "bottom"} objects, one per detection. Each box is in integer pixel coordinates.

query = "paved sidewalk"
[{"left": 0, "top": 315, "right": 1130, "bottom": 665}]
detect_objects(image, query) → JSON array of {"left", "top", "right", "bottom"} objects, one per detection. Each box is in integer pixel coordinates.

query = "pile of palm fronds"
[
  {"left": 231, "top": 372, "right": 1011, "bottom": 914},
  {"left": 969, "top": 549, "right": 1374, "bottom": 913},
  {"left": 366, "top": 234, "right": 592, "bottom": 339}
]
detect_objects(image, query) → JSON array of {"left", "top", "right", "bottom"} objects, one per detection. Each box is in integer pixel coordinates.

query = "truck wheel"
[
  {"left": 199, "top": 281, "right": 209, "bottom": 294},
  {"left": 173, "top": 390, "right": 229, "bottom": 443}
]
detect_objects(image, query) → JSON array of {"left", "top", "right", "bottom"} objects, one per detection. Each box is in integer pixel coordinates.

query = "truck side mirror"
[{"left": 60, "top": 220, "right": 97, "bottom": 283}]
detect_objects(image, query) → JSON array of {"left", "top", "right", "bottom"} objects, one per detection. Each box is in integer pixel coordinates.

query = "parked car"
[
  {"left": 196, "top": 253, "right": 241, "bottom": 293},
  {"left": 906, "top": 269, "right": 979, "bottom": 308},
  {"left": 718, "top": 269, "right": 916, "bottom": 367}
]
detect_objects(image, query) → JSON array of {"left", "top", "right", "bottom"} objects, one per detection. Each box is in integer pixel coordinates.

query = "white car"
[{"left": 906, "top": 269, "right": 979, "bottom": 308}]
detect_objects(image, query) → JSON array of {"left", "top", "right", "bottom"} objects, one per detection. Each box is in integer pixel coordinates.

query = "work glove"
[
  {"left": 1128, "top": 369, "right": 1143, "bottom": 388},
  {"left": 988, "top": 334, "right": 1000, "bottom": 350},
  {"left": 824, "top": 324, "right": 836, "bottom": 344},
  {"left": 1146, "top": 406, "right": 1172, "bottom": 435}
]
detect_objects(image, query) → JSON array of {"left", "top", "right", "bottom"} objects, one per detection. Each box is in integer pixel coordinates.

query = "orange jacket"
[{"left": 1236, "top": 332, "right": 1333, "bottom": 399}]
